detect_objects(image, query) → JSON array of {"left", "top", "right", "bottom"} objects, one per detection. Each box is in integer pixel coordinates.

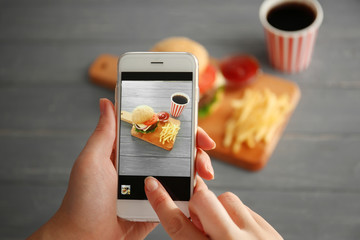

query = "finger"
[
  {"left": 189, "top": 189, "right": 241, "bottom": 239},
  {"left": 193, "top": 175, "right": 208, "bottom": 193},
  {"left": 190, "top": 176, "right": 208, "bottom": 233},
  {"left": 246, "top": 206, "right": 284, "bottom": 239},
  {"left": 110, "top": 147, "right": 116, "bottom": 167},
  {"left": 189, "top": 208, "right": 205, "bottom": 234},
  {"left": 145, "top": 177, "right": 207, "bottom": 240},
  {"left": 195, "top": 148, "right": 214, "bottom": 180},
  {"left": 196, "top": 127, "right": 216, "bottom": 150},
  {"left": 217, "top": 192, "right": 257, "bottom": 229},
  {"left": 117, "top": 218, "right": 158, "bottom": 240},
  {"left": 81, "top": 98, "right": 116, "bottom": 160}
]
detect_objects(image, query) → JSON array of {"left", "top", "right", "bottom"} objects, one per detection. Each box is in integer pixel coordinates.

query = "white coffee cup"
[
  {"left": 259, "top": 0, "right": 323, "bottom": 73},
  {"left": 170, "top": 92, "right": 189, "bottom": 118}
]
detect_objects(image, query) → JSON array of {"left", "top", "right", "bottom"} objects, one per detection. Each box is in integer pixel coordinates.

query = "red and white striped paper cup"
[
  {"left": 259, "top": 0, "right": 323, "bottom": 73},
  {"left": 170, "top": 92, "right": 189, "bottom": 118}
]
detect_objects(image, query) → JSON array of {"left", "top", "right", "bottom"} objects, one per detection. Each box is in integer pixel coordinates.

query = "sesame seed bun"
[
  {"left": 150, "top": 37, "right": 209, "bottom": 73},
  {"left": 131, "top": 105, "right": 155, "bottom": 124}
]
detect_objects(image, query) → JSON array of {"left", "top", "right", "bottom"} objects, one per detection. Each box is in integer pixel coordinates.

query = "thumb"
[{"left": 81, "top": 98, "right": 116, "bottom": 161}]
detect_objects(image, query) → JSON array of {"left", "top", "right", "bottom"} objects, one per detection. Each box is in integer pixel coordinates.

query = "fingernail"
[
  {"left": 211, "top": 139, "right": 216, "bottom": 150},
  {"left": 99, "top": 98, "right": 106, "bottom": 115},
  {"left": 207, "top": 163, "right": 215, "bottom": 179},
  {"left": 145, "top": 177, "right": 158, "bottom": 192}
]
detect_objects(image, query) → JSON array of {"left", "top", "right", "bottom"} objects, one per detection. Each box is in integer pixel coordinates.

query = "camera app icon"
[{"left": 121, "top": 185, "right": 131, "bottom": 195}]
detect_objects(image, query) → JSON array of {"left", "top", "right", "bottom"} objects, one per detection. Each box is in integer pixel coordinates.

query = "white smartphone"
[{"left": 115, "top": 52, "right": 198, "bottom": 221}]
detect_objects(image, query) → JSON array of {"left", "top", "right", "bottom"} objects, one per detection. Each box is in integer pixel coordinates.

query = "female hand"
[
  {"left": 145, "top": 177, "right": 283, "bottom": 240},
  {"left": 28, "top": 98, "right": 216, "bottom": 240}
]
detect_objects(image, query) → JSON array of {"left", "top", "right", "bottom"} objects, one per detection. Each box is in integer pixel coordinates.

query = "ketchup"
[
  {"left": 157, "top": 112, "right": 170, "bottom": 122},
  {"left": 220, "top": 55, "right": 260, "bottom": 86}
]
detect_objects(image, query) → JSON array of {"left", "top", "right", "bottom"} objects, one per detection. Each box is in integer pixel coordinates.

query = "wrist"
[{"left": 27, "top": 211, "right": 84, "bottom": 240}]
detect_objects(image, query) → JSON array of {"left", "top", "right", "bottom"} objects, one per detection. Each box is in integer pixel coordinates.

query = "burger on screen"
[{"left": 132, "top": 105, "right": 159, "bottom": 134}]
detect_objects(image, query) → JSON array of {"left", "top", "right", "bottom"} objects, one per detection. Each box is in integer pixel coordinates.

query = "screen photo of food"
[{"left": 119, "top": 80, "right": 192, "bottom": 177}]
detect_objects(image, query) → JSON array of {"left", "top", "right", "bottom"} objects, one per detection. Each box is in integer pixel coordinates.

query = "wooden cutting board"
[
  {"left": 121, "top": 111, "right": 181, "bottom": 151},
  {"left": 198, "top": 73, "right": 300, "bottom": 171}
]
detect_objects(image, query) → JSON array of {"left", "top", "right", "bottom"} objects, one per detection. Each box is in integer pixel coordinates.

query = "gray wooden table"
[{"left": 1, "top": 0, "right": 359, "bottom": 239}]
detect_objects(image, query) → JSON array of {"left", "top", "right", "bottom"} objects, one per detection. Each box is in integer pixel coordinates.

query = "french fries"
[
  {"left": 224, "top": 88, "right": 292, "bottom": 153},
  {"left": 160, "top": 122, "right": 180, "bottom": 144}
]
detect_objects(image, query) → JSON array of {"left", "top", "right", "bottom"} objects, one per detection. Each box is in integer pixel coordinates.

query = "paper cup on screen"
[
  {"left": 170, "top": 92, "right": 189, "bottom": 118},
  {"left": 259, "top": 0, "right": 323, "bottom": 73}
]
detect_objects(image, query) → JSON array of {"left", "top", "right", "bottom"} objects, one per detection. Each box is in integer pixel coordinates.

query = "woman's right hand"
[{"left": 145, "top": 176, "right": 283, "bottom": 240}]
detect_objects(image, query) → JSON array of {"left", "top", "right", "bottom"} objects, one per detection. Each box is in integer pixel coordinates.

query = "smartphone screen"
[{"left": 117, "top": 71, "right": 194, "bottom": 201}]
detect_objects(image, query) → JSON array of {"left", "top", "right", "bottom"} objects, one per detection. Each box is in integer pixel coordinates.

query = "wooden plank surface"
[
  {"left": 0, "top": 0, "right": 360, "bottom": 239},
  {"left": 120, "top": 110, "right": 181, "bottom": 151},
  {"left": 130, "top": 118, "right": 180, "bottom": 151},
  {"left": 199, "top": 74, "right": 300, "bottom": 171}
]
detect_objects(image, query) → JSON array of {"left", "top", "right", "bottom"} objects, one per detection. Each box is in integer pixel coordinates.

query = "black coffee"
[
  {"left": 267, "top": 2, "right": 316, "bottom": 31},
  {"left": 172, "top": 95, "right": 188, "bottom": 104}
]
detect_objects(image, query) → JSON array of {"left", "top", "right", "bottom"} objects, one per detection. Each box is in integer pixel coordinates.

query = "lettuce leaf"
[
  {"left": 198, "top": 87, "right": 224, "bottom": 118},
  {"left": 134, "top": 122, "right": 158, "bottom": 134}
]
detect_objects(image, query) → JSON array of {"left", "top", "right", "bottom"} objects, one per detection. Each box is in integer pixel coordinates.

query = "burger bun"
[
  {"left": 132, "top": 105, "right": 155, "bottom": 124},
  {"left": 150, "top": 37, "right": 209, "bottom": 73}
]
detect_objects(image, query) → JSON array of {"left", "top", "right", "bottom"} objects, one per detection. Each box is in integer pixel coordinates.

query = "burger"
[
  {"left": 150, "top": 37, "right": 224, "bottom": 118},
  {"left": 132, "top": 105, "right": 159, "bottom": 134}
]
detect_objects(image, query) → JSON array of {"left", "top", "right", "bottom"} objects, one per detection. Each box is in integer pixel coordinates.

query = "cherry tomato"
[
  {"left": 220, "top": 55, "right": 260, "bottom": 86},
  {"left": 143, "top": 114, "right": 158, "bottom": 126},
  {"left": 199, "top": 64, "right": 217, "bottom": 94}
]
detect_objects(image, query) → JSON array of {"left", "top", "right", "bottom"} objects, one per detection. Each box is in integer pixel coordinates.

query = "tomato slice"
[
  {"left": 143, "top": 114, "right": 158, "bottom": 126},
  {"left": 220, "top": 55, "right": 260, "bottom": 85},
  {"left": 199, "top": 64, "right": 217, "bottom": 94}
]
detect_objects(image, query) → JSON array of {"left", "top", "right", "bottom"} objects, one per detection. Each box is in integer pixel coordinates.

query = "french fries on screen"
[
  {"left": 160, "top": 122, "right": 180, "bottom": 145},
  {"left": 224, "top": 88, "right": 292, "bottom": 153}
]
